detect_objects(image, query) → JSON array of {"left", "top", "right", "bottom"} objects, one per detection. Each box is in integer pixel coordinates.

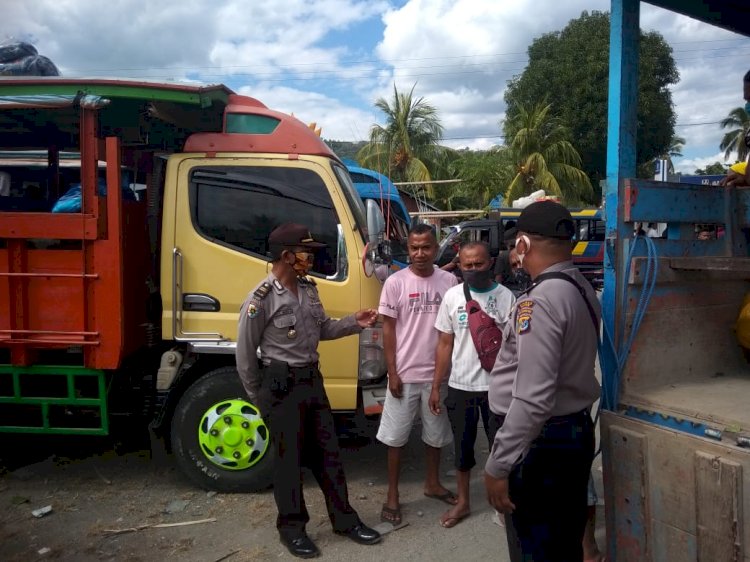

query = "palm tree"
[
  {"left": 720, "top": 107, "right": 750, "bottom": 162},
  {"left": 503, "top": 102, "right": 592, "bottom": 204},
  {"left": 357, "top": 84, "right": 446, "bottom": 198},
  {"left": 665, "top": 135, "right": 685, "bottom": 173},
  {"left": 638, "top": 134, "right": 685, "bottom": 177}
]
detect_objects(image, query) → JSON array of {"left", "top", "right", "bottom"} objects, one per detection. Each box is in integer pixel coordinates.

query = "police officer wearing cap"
[
  {"left": 236, "top": 222, "right": 382, "bottom": 559},
  {"left": 483, "top": 201, "right": 601, "bottom": 562}
]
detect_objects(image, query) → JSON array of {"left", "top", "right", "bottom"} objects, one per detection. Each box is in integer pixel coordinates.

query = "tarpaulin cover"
[{"left": 0, "top": 94, "right": 109, "bottom": 110}]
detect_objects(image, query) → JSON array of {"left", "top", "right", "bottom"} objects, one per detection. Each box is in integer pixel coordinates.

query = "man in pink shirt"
[{"left": 377, "top": 224, "right": 459, "bottom": 526}]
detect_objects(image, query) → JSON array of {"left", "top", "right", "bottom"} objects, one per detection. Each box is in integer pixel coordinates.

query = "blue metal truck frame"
[{"left": 602, "top": 2, "right": 750, "bottom": 560}]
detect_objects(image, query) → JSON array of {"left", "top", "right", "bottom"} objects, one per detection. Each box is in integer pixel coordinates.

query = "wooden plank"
[
  {"left": 669, "top": 258, "right": 750, "bottom": 273},
  {"left": 630, "top": 258, "right": 750, "bottom": 284},
  {"left": 606, "top": 425, "right": 650, "bottom": 562},
  {"left": 622, "top": 304, "right": 746, "bottom": 391},
  {"left": 602, "top": 412, "right": 750, "bottom": 562},
  {"left": 625, "top": 375, "right": 750, "bottom": 432},
  {"left": 651, "top": 520, "right": 696, "bottom": 562},
  {"left": 695, "top": 452, "right": 744, "bottom": 561},
  {"left": 626, "top": 282, "right": 748, "bottom": 309},
  {"left": 0, "top": 212, "right": 99, "bottom": 240}
]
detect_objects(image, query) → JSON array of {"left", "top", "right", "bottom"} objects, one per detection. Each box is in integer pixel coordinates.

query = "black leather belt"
[
  {"left": 288, "top": 363, "right": 319, "bottom": 379},
  {"left": 546, "top": 408, "right": 590, "bottom": 424}
]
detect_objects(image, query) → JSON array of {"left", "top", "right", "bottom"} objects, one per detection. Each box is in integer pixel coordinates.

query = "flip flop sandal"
[
  {"left": 440, "top": 511, "right": 470, "bottom": 528},
  {"left": 380, "top": 504, "right": 402, "bottom": 525},
  {"left": 424, "top": 491, "right": 458, "bottom": 505}
]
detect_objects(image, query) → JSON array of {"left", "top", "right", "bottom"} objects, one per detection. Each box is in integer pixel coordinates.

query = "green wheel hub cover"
[{"left": 198, "top": 399, "right": 269, "bottom": 470}]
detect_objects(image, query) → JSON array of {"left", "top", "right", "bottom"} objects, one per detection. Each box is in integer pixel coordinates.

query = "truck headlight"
[{"left": 358, "top": 326, "right": 386, "bottom": 381}]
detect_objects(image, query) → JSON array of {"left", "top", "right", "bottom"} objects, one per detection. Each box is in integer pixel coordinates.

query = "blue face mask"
[{"left": 745, "top": 101, "right": 750, "bottom": 114}]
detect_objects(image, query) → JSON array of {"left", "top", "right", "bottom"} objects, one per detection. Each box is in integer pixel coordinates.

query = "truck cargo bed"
[{"left": 626, "top": 370, "right": 750, "bottom": 437}]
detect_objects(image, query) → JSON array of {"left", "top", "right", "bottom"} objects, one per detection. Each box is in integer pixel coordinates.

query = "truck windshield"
[{"left": 332, "top": 163, "right": 368, "bottom": 243}]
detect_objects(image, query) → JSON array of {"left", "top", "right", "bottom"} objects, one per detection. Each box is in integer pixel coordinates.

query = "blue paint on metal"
[
  {"left": 624, "top": 406, "right": 707, "bottom": 438},
  {"left": 625, "top": 181, "right": 726, "bottom": 223},
  {"left": 602, "top": 0, "right": 640, "bottom": 412}
]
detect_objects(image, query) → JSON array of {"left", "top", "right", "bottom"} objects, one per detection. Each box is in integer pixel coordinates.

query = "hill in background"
[{"left": 325, "top": 140, "right": 367, "bottom": 163}]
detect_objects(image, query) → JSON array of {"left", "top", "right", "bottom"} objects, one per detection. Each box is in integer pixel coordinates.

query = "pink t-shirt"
[{"left": 378, "top": 267, "right": 458, "bottom": 383}]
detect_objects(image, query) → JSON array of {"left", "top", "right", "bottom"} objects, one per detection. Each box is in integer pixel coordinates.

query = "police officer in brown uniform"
[
  {"left": 483, "top": 202, "right": 601, "bottom": 562},
  {"left": 236, "top": 223, "right": 381, "bottom": 559}
]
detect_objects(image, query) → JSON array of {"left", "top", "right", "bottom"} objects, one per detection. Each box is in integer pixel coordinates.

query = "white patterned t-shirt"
[{"left": 434, "top": 282, "right": 515, "bottom": 391}]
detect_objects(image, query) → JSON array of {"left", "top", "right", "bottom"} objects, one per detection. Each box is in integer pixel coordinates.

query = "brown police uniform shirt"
[
  {"left": 236, "top": 273, "right": 361, "bottom": 400},
  {"left": 485, "top": 260, "right": 601, "bottom": 479}
]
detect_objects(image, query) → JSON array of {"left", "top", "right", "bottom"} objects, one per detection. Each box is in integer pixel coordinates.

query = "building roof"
[{"left": 645, "top": 1, "right": 750, "bottom": 38}]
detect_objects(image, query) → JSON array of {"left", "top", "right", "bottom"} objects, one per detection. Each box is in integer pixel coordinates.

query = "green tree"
[
  {"left": 504, "top": 10, "right": 678, "bottom": 192},
  {"left": 447, "top": 148, "right": 512, "bottom": 209},
  {"left": 503, "top": 102, "right": 593, "bottom": 204},
  {"left": 358, "top": 84, "right": 448, "bottom": 197},
  {"left": 719, "top": 107, "right": 750, "bottom": 162},
  {"left": 694, "top": 162, "right": 728, "bottom": 175}
]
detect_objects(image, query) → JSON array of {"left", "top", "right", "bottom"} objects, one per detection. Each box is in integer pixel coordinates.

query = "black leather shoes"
[
  {"left": 280, "top": 534, "right": 320, "bottom": 559},
  {"left": 335, "top": 523, "right": 382, "bottom": 545}
]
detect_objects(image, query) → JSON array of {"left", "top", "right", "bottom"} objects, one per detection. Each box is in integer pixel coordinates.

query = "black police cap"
[
  {"left": 268, "top": 223, "right": 326, "bottom": 249},
  {"left": 516, "top": 201, "right": 575, "bottom": 240}
]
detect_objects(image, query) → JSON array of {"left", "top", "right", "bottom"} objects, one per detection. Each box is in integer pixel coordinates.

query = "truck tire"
[{"left": 170, "top": 366, "right": 273, "bottom": 492}]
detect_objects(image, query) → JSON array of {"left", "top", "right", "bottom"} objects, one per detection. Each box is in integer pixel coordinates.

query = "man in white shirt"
[{"left": 429, "top": 241, "right": 515, "bottom": 528}]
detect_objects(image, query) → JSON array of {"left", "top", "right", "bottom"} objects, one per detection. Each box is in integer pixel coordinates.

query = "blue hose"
[{"left": 600, "top": 234, "right": 658, "bottom": 412}]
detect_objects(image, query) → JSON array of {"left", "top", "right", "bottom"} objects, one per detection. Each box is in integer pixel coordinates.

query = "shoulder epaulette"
[
  {"left": 300, "top": 276, "right": 317, "bottom": 286},
  {"left": 253, "top": 282, "right": 272, "bottom": 300}
]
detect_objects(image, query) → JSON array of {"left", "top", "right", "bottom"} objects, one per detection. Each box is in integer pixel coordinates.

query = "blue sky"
[{"left": 3, "top": 0, "right": 749, "bottom": 174}]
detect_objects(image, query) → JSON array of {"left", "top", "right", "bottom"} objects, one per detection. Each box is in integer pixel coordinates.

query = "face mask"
[
  {"left": 290, "top": 251, "right": 313, "bottom": 277},
  {"left": 512, "top": 269, "right": 531, "bottom": 290},
  {"left": 462, "top": 268, "right": 492, "bottom": 288}
]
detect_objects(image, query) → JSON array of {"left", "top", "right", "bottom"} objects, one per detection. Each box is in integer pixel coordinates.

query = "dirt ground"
[{"left": 0, "top": 414, "right": 605, "bottom": 562}]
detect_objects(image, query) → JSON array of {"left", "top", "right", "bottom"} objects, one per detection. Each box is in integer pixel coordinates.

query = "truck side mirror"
[{"left": 366, "top": 199, "right": 385, "bottom": 246}]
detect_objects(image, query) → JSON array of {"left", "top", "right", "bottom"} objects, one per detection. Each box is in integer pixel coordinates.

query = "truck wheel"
[{"left": 171, "top": 366, "right": 273, "bottom": 492}]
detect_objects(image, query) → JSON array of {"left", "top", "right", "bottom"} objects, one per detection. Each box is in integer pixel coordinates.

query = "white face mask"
[{"left": 515, "top": 235, "right": 531, "bottom": 267}]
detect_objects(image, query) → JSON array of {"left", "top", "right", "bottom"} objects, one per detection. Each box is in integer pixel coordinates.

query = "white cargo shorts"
[{"left": 376, "top": 382, "right": 453, "bottom": 448}]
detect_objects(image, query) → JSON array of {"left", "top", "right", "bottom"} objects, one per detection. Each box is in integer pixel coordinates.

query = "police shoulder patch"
[
  {"left": 246, "top": 300, "right": 262, "bottom": 318},
  {"left": 516, "top": 299, "right": 534, "bottom": 334},
  {"left": 253, "top": 282, "right": 272, "bottom": 301}
]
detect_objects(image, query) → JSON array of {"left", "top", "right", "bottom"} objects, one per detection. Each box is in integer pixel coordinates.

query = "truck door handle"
[{"left": 183, "top": 293, "right": 221, "bottom": 312}]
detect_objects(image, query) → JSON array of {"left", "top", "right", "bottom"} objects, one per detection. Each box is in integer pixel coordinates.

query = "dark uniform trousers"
[
  {"left": 504, "top": 410, "right": 595, "bottom": 562},
  {"left": 266, "top": 365, "right": 359, "bottom": 539}
]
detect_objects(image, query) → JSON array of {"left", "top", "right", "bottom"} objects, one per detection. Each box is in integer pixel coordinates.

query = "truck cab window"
[{"left": 189, "top": 166, "right": 341, "bottom": 278}]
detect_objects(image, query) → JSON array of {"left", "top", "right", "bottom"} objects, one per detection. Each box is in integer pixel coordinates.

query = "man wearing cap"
[
  {"left": 483, "top": 201, "right": 601, "bottom": 561},
  {"left": 236, "top": 222, "right": 381, "bottom": 559}
]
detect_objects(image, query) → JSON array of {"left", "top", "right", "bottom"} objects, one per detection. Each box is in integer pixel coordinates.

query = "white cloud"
[
  {"left": 1, "top": 0, "right": 748, "bottom": 163},
  {"left": 673, "top": 151, "right": 729, "bottom": 174}
]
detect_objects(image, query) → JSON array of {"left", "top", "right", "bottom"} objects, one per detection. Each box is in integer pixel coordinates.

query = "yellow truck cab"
[{"left": 0, "top": 78, "right": 389, "bottom": 491}]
